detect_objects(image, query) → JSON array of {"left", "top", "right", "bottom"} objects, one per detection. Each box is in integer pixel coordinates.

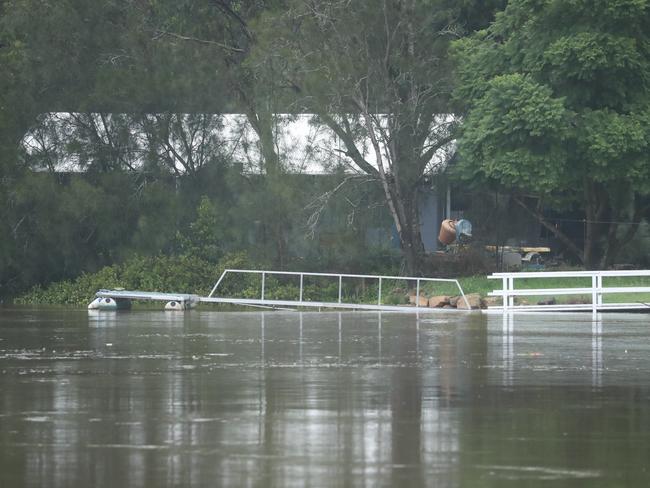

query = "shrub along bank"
[
  {"left": 14, "top": 252, "right": 495, "bottom": 307},
  {"left": 18, "top": 259, "right": 646, "bottom": 308},
  {"left": 15, "top": 253, "right": 252, "bottom": 305}
]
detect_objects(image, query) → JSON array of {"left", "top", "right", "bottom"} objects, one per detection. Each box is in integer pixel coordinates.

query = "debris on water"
[{"left": 24, "top": 416, "right": 50, "bottom": 422}]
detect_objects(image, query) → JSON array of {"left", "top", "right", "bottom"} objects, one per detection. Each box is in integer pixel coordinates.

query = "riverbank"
[{"left": 13, "top": 256, "right": 650, "bottom": 308}]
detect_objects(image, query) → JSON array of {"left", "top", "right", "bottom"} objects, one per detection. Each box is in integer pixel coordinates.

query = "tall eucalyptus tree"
[{"left": 253, "top": 0, "right": 470, "bottom": 274}]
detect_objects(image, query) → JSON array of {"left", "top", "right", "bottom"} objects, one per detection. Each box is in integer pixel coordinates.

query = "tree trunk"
[
  {"left": 400, "top": 229, "right": 422, "bottom": 276},
  {"left": 583, "top": 212, "right": 597, "bottom": 269},
  {"left": 513, "top": 196, "right": 584, "bottom": 263},
  {"left": 600, "top": 195, "right": 648, "bottom": 269},
  {"left": 242, "top": 101, "right": 291, "bottom": 267},
  {"left": 602, "top": 220, "right": 620, "bottom": 269},
  {"left": 393, "top": 189, "right": 424, "bottom": 276},
  {"left": 584, "top": 181, "right": 612, "bottom": 269},
  {"left": 255, "top": 112, "right": 280, "bottom": 176}
]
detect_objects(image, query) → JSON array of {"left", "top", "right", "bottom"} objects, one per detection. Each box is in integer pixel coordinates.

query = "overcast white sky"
[{"left": 23, "top": 113, "right": 454, "bottom": 175}]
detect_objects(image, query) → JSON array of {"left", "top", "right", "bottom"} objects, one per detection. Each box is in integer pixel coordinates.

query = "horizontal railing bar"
[
  {"left": 489, "top": 288, "right": 593, "bottom": 296},
  {"left": 220, "top": 269, "right": 460, "bottom": 283},
  {"left": 488, "top": 286, "right": 650, "bottom": 297},
  {"left": 489, "top": 270, "right": 650, "bottom": 279},
  {"left": 485, "top": 303, "right": 649, "bottom": 313},
  {"left": 596, "top": 287, "right": 650, "bottom": 293}
]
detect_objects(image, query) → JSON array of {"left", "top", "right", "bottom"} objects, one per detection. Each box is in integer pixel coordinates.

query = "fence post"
[
  {"left": 502, "top": 277, "right": 508, "bottom": 312},
  {"left": 416, "top": 279, "right": 420, "bottom": 310},
  {"left": 591, "top": 274, "right": 598, "bottom": 314},
  {"left": 338, "top": 275, "right": 342, "bottom": 304},
  {"left": 261, "top": 272, "right": 265, "bottom": 301},
  {"left": 508, "top": 276, "right": 514, "bottom": 309},
  {"left": 378, "top": 277, "right": 382, "bottom": 306},
  {"left": 299, "top": 274, "right": 303, "bottom": 303}
]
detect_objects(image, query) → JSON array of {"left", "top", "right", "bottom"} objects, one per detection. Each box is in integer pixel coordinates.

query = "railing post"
[
  {"left": 416, "top": 279, "right": 420, "bottom": 310},
  {"left": 456, "top": 280, "right": 470, "bottom": 309},
  {"left": 208, "top": 270, "right": 229, "bottom": 298},
  {"left": 261, "top": 271, "right": 265, "bottom": 301},
  {"left": 591, "top": 274, "right": 598, "bottom": 313},
  {"left": 596, "top": 273, "right": 603, "bottom": 308},
  {"left": 508, "top": 276, "right": 514, "bottom": 309},
  {"left": 338, "top": 275, "right": 342, "bottom": 304},
  {"left": 502, "top": 277, "right": 508, "bottom": 312},
  {"left": 378, "top": 277, "right": 382, "bottom": 306},
  {"left": 299, "top": 274, "right": 303, "bottom": 302}
]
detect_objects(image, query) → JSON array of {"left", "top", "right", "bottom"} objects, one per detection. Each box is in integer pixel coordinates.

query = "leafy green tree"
[
  {"left": 176, "top": 196, "right": 227, "bottom": 262},
  {"left": 1, "top": 0, "right": 511, "bottom": 301},
  {"left": 454, "top": 0, "right": 650, "bottom": 268}
]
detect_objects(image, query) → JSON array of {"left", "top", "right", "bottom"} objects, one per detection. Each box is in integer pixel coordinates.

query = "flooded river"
[{"left": 0, "top": 308, "right": 649, "bottom": 487}]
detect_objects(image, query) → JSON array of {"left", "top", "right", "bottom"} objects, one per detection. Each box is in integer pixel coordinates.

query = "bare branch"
[
  {"left": 514, "top": 195, "right": 584, "bottom": 262},
  {"left": 304, "top": 175, "right": 372, "bottom": 238},
  {"left": 153, "top": 30, "right": 244, "bottom": 53},
  {"left": 316, "top": 112, "right": 379, "bottom": 177},
  {"left": 209, "top": 0, "right": 254, "bottom": 42}
]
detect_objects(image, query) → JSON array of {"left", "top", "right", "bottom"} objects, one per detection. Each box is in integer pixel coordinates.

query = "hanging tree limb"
[
  {"left": 513, "top": 195, "right": 584, "bottom": 262},
  {"left": 152, "top": 30, "right": 244, "bottom": 53}
]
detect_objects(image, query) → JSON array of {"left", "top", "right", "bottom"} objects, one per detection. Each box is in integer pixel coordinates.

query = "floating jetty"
[{"left": 89, "top": 290, "right": 200, "bottom": 311}]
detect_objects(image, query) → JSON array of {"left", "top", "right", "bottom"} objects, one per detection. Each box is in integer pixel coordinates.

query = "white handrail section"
[
  {"left": 207, "top": 269, "right": 471, "bottom": 311},
  {"left": 487, "top": 270, "right": 650, "bottom": 313}
]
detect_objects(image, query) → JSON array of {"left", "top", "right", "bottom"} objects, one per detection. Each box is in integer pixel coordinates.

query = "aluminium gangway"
[{"left": 93, "top": 268, "right": 472, "bottom": 312}]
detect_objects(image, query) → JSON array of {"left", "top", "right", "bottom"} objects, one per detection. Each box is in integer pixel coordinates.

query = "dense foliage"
[
  {"left": 1, "top": 166, "right": 403, "bottom": 300},
  {"left": 16, "top": 254, "right": 222, "bottom": 305},
  {"left": 2, "top": 0, "right": 649, "bottom": 303},
  {"left": 453, "top": 0, "right": 650, "bottom": 268},
  {"left": 15, "top": 249, "right": 495, "bottom": 306}
]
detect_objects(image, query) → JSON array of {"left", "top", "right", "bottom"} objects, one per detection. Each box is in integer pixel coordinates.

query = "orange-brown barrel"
[{"left": 438, "top": 219, "right": 457, "bottom": 245}]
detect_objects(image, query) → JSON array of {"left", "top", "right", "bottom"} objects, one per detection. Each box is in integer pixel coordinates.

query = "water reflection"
[
  {"left": 0, "top": 309, "right": 649, "bottom": 487},
  {"left": 260, "top": 311, "right": 265, "bottom": 365},
  {"left": 378, "top": 311, "right": 382, "bottom": 364},
  {"left": 502, "top": 313, "right": 514, "bottom": 387},
  {"left": 592, "top": 314, "right": 603, "bottom": 388}
]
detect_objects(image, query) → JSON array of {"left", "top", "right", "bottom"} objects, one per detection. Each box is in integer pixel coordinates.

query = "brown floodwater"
[{"left": 0, "top": 308, "right": 649, "bottom": 487}]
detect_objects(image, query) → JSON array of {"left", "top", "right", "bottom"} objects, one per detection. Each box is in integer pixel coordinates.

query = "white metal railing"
[
  {"left": 206, "top": 269, "right": 471, "bottom": 311},
  {"left": 487, "top": 270, "right": 650, "bottom": 313}
]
